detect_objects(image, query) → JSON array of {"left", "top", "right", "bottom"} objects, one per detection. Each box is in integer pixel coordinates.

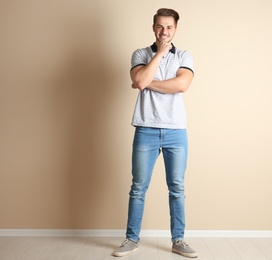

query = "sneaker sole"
[
  {"left": 112, "top": 247, "right": 139, "bottom": 257},
  {"left": 172, "top": 248, "right": 198, "bottom": 258}
]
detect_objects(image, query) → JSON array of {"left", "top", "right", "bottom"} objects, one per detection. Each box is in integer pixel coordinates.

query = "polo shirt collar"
[{"left": 151, "top": 42, "right": 176, "bottom": 54}]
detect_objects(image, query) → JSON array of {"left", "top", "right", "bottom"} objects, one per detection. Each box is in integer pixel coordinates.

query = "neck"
[{"left": 156, "top": 40, "right": 172, "bottom": 45}]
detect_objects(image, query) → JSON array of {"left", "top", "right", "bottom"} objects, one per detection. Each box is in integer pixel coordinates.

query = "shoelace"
[
  {"left": 121, "top": 239, "right": 129, "bottom": 247},
  {"left": 175, "top": 240, "right": 189, "bottom": 248}
]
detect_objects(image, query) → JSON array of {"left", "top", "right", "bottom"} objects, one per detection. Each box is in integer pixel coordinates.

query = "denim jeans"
[{"left": 126, "top": 126, "right": 188, "bottom": 243}]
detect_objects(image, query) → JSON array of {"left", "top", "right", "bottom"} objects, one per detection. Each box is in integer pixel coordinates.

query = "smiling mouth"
[{"left": 160, "top": 35, "right": 168, "bottom": 39}]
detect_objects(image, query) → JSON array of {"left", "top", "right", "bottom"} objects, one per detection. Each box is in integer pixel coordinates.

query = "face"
[{"left": 153, "top": 16, "right": 177, "bottom": 44}]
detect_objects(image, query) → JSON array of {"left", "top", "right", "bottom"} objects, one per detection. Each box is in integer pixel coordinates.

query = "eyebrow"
[{"left": 156, "top": 24, "right": 174, "bottom": 28}]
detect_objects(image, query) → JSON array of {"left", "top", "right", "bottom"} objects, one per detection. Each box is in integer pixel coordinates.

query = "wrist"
[
  {"left": 149, "top": 80, "right": 158, "bottom": 90},
  {"left": 154, "top": 52, "right": 164, "bottom": 59}
]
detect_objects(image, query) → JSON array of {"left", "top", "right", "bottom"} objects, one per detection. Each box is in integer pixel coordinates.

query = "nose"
[{"left": 161, "top": 28, "right": 167, "bottom": 35}]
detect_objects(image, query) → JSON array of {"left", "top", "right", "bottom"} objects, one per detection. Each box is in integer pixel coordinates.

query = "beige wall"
[{"left": 1, "top": 0, "right": 272, "bottom": 230}]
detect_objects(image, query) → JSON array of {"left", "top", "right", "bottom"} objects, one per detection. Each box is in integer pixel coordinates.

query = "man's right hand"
[{"left": 157, "top": 41, "right": 172, "bottom": 57}]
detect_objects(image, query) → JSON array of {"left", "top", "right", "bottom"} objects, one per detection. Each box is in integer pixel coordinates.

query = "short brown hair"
[{"left": 153, "top": 8, "right": 180, "bottom": 25}]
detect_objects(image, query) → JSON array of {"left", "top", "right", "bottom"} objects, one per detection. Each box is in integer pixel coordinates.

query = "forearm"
[
  {"left": 147, "top": 68, "right": 193, "bottom": 94},
  {"left": 132, "top": 53, "right": 163, "bottom": 90},
  {"left": 148, "top": 78, "right": 188, "bottom": 94},
  {"left": 131, "top": 42, "right": 173, "bottom": 90}
]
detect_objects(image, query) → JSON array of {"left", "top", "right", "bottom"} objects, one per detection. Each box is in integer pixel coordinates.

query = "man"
[{"left": 113, "top": 8, "right": 197, "bottom": 258}]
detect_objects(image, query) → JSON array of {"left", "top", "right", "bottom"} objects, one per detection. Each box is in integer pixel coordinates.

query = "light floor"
[{"left": 0, "top": 236, "right": 272, "bottom": 260}]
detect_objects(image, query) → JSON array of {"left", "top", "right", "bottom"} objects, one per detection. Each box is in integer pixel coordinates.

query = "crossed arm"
[
  {"left": 130, "top": 48, "right": 193, "bottom": 94},
  {"left": 131, "top": 65, "right": 193, "bottom": 94}
]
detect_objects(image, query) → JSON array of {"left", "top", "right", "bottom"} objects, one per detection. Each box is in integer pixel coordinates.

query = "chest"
[{"left": 147, "top": 53, "right": 180, "bottom": 80}]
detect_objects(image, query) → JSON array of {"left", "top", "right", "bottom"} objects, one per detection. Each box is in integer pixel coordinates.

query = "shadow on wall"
[
  {"left": 50, "top": 13, "right": 126, "bottom": 227},
  {"left": 1, "top": 1, "right": 131, "bottom": 229}
]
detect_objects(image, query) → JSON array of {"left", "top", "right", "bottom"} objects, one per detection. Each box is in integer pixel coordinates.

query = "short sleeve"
[
  {"left": 179, "top": 51, "right": 194, "bottom": 74},
  {"left": 131, "top": 49, "right": 147, "bottom": 70}
]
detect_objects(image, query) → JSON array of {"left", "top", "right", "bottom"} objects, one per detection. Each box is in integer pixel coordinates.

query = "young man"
[{"left": 113, "top": 8, "right": 197, "bottom": 258}]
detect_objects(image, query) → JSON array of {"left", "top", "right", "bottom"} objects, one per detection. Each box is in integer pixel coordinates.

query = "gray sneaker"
[
  {"left": 172, "top": 240, "right": 198, "bottom": 258},
  {"left": 112, "top": 239, "right": 139, "bottom": 257}
]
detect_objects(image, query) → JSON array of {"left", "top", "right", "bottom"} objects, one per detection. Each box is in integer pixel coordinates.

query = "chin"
[{"left": 159, "top": 38, "right": 170, "bottom": 42}]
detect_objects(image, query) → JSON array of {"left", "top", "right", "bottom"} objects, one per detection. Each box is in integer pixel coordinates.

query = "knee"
[
  {"left": 129, "top": 180, "right": 149, "bottom": 199},
  {"left": 168, "top": 182, "right": 185, "bottom": 198}
]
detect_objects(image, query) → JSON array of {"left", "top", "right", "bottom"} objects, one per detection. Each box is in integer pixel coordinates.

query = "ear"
[{"left": 152, "top": 24, "right": 155, "bottom": 32}]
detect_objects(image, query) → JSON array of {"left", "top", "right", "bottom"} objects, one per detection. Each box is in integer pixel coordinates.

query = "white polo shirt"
[{"left": 131, "top": 43, "right": 194, "bottom": 129}]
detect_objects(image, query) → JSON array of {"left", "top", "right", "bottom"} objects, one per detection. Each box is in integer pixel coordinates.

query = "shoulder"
[
  {"left": 174, "top": 47, "right": 194, "bottom": 71},
  {"left": 131, "top": 46, "right": 153, "bottom": 68},
  {"left": 132, "top": 46, "right": 153, "bottom": 57},
  {"left": 175, "top": 47, "right": 193, "bottom": 59}
]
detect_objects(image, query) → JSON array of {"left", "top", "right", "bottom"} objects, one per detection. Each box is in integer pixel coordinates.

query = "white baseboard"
[{"left": 0, "top": 229, "right": 272, "bottom": 237}]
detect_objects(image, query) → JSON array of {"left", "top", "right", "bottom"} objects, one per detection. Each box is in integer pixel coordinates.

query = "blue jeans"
[{"left": 126, "top": 127, "right": 188, "bottom": 243}]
